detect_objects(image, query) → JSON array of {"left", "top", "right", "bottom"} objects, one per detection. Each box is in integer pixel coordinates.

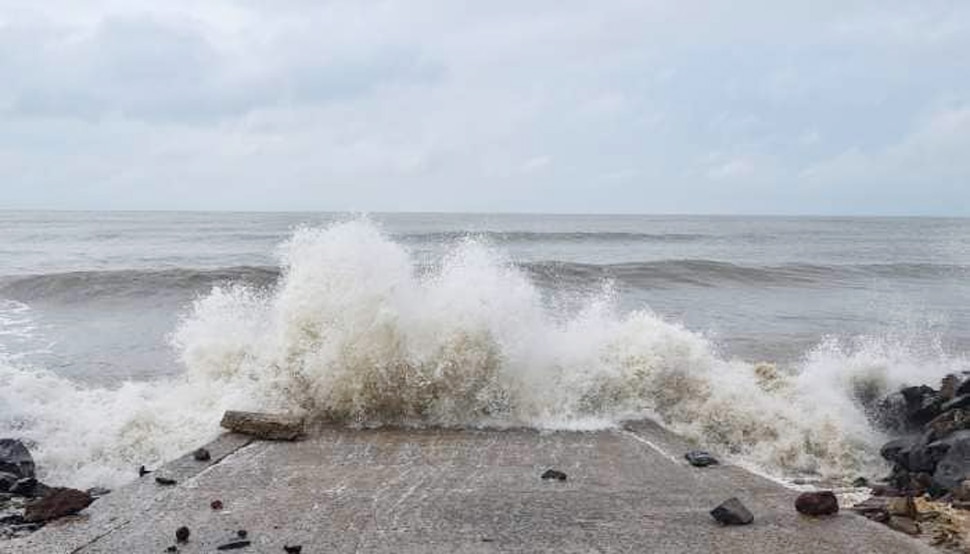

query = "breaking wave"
[{"left": 1, "top": 220, "right": 968, "bottom": 489}]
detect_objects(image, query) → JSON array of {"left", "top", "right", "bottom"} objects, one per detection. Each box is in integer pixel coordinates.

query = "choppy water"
[{"left": 2, "top": 211, "right": 970, "bottom": 488}]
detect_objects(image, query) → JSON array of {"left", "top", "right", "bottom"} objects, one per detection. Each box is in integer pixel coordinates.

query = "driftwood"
[{"left": 220, "top": 411, "right": 306, "bottom": 441}]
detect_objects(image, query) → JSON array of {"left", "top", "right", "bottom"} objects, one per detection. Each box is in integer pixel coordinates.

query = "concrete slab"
[{"left": 7, "top": 421, "right": 933, "bottom": 553}]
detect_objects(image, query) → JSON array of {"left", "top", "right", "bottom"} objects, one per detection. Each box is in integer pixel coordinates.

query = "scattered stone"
[
  {"left": 794, "top": 491, "right": 839, "bottom": 516},
  {"left": 237, "top": 529, "right": 248, "bottom": 539},
  {"left": 193, "top": 448, "right": 211, "bottom": 462},
  {"left": 217, "top": 540, "right": 252, "bottom": 550},
  {"left": 166, "top": 546, "right": 178, "bottom": 553},
  {"left": 139, "top": 465, "right": 152, "bottom": 477},
  {"left": 710, "top": 497, "right": 754, "bottom": 525},
  {"left": 155, "top": 477, "right": 177, "bottom": 486},
  {"left": 86, "top": 487, "right": 111, "bottom": 498},
  {"left": 933, "top": 431, "right": 970, "bottom": 491},
  {"left": 887, "top": 515, "right": 921, "bottom": 536},
  {"left": 852, "top": 477, "right": 869, "bottom": 488},
  {"left": 941, "top": 375, "right": 961, "bottom": 401},
  {"left": 220, "top": 411, "right": 305, "bottom": 441},
  {"left": 684, "top": 451, "right": 719, "bottom": 467},
  {"left": 211, "top": 499, "right": 224, "bottom": 510},
  {"left": 0, "top": 472, "right": 17, "bottom": 493},
  {"left": 176, "top": 526, "right": 190, "bottom": 543},
  {"left": 870, "top": 485, "right": 904, "bottom": 497},
  {"left": 10, "top": 477, "right": 45, "bottom": 497},
  {"left": 0, "top": 439, "right": 35, "bottom": 479},
  {"left": 540, "top": 469, "right": 567, "bottom": 481},
  {"left": 942, "top": 395, "right": 970, "bottom": 413},
  {"left": 23, "top": 488, "right": 93, "bottom": 523},
  {"left": 886, "top": 496, "right": 918, "bottom": 519},
  {"left": 283, "top": 547, "right": 302, "bottom": 554}
]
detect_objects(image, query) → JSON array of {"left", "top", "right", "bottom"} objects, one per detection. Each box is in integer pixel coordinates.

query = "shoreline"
[{"left": 9, "top": 420, "right": 931, "bottom": 554}]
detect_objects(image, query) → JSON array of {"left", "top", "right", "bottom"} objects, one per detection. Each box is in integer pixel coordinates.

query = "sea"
[{"left": 2, "top": 211, "right": 970, "bottom": 489}]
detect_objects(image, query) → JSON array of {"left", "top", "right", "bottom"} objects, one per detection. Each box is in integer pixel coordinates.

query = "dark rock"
[
  {"left": 881, "top": 436, "right": 918, "bottom": 464},
  {"left": 899, "top": 385, "right": 943, "bottom": 427},
  {"left": 138, "top": 465, "right": 151, "bottom": 477},
  {"left": 794, "top": 491, "right": 839, "bottom": 516},
  {"left": 193, "top": 448, "right": 211, "bottom": 462},
  {"left": 943, "top": 395, "right": 970, "bottom": 413},
  {"left": 217, "top": 540, "right": 252, "bottom": 550},
  {"left": 957, "top": 378, "right": 970, "bottom": 397},
  {"left": 685, "top": 451, "right": 719, "bottom": 467},
  {"left": 166, "top": 546, "right": 178, "bottom": 553},
  {"left": 887, "top": 515, "right": 921, "bottom": 536},
  {"left": 23, "top": 488, "right": 93, "bottom": 523},
  {"left": 0, "top": 439, "right": 35, "bottom": 479},
  {"left": 155, "top": 477, "right": 177, "bottom": 486},
  {"left": 0, "top": 472, "right": 17, "bottom": 492},
  {"left": 852, "top": 477, "right": 869, "bottom": 488},
  {"left": 927, "top": 408, "right": 970, "bottom": 441},
  {"left": 710, "top": 497, "right": 754, "bottom": 525},
  {"left": 211, "top": 499, "right": 224, "bottom": 510},
  {"left": 885, "top": 496, "right": 917, "bottom": 518},
  {"left": 237, "top": 529, "right": 248, "bottom": 539},
  {"left": 905, "top": 436, "right": 951, "bottom": 474},
  {"left": 0, "top": 513, "right": 25, "bottom": 525},
  {"left": 540, "top": 469, "right": 567, "bottom": 481},
  {"left": 942, "top": 375, "right": 961, "bottom": 401},
  {"left": 10, "top": 477, "right": 48, "bottom": 498},
  {"left": 933, "top": 431, "right": 970, "bottom": 492},
  {"left": 176, "top": 526, "right": 190, "bottom": 543},
  {"left": 284, "top": 546, "right": 302, "bottom": 554}
]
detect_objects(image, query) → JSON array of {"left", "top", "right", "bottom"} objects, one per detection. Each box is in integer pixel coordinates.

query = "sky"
[{"left": 0, "top": 1, "right": 968, "bottom": 215}]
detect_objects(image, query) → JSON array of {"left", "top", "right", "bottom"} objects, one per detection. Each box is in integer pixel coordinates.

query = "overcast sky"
[{"left": 1, "top": 1, "right": 968, "bottom": 214}]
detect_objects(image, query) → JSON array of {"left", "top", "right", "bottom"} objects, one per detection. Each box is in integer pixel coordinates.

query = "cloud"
[{"left": 0, "top": 1, "right": 968, "bottom": 214}]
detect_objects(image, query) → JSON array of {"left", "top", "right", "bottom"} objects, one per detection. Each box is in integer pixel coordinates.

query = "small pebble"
[
  {"left": 237, "top": 529, "right": 248, "bottom": 539},
  {"left": 155, "top": 477, "right": 177, "bottom": 486},
  {"left": 541, "top": 469, "right": 567, "bottom": 481},
  {"left": 193, "top": 448, "right": 211, "bottom": 462},
  {"left": 175, "top": 526, "right": 190, "bottom": 543},
  {"left": 283, "top": 546, "right": 302, "bottom": 554},
  {"left": 211, "top": 499, "right": 224, "bottom": 510},
  {"left": 217, "top": 540, "right": 252, "bottom": 550},
  {"left": 166, "top": 546, "right": 178, "bottom": 553}
]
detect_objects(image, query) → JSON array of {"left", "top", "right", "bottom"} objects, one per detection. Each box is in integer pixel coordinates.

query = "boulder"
[
  {"left": 886, "top": 496, "right": 917, "bottom": 518},
  {"left": 941, "top": 375, "right": 961, "bottom": 401},
  {"left": 684, "top": 451, "right": 719, "bottom": 467},
  {"left": 942, "top": 395, "right": 970, "bottom": 413},
  {"left": 794, "top": 491, "right": 839, "bottom": 516},
  {"left": 23, "top": 488, "right": 93, "bottom": 523},
  {"left": 710, "top": 497, "right": 753, "bottom": 525},
  {"left": 220, "top": 411, "right": 305, "bottom": 441},
  {"left": 933, "top": 431, "right": 970, "bottom": 492},
  {"left": 886, "top": 516, "right": 920, "bottom": 536},
  {"left": 880, "top": 436, "right": 918, "bottom": 464},
  {"left": 10, "top": 478, "right": 49, "bottom": 498},
  {"left": 927, "top": 408, "right": 970, "bottom": 441},
  {"left": 0, "top": 472, "right": 17, "bottom": 492},
  {"left": 0, "top": 439, "right": 35, "bottom": 479}
]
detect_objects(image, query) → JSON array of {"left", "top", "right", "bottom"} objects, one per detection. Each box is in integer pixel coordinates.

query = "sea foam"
[{"left": 1, "top": 219, "right": 967, "bottom": 488}]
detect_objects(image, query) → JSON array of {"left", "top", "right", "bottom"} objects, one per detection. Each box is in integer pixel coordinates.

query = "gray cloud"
[{"left": 0, "top": 0, "right": 968, "bottom": 214}]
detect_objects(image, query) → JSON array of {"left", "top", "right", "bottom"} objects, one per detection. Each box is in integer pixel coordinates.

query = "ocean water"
[{"left": 2, "top": 211, "right": 970, "bottom": 488}]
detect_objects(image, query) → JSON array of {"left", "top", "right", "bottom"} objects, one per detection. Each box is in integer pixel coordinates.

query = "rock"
[
  {"left": 881, "top": 436, "right": 918, "bottom": 464},
  {"left": 954, "top": 480, "right": 970, "bottom": 501},
  {"left": 211, "top": 499, "right": 224, "bottom": 510},
  {"left": 928, "top": 408, "right": 970, "bottom": 441},
  {"left": 540, "top": 469, "right": 567, "bottom": 481},
  {"left": 685, "top": 451, "right": 719, "bottom": 467},
  {"left": 86, "top": 487, "right": 111, "bottom": 498},
  {"left": 0, "top": 472, "right": 17, "bottom": 492},
  {"left": 933, "top": 431, "right": 970, "bottom": 492},
  {"left": 941, "top": 375, "right": 961, "bottom": 401},
  {"left": 794, "top": 491, "right": 839, "bottom": 516},
  {"left": 905, "top": 437, "right": 951, "bottom": 474},
  {"left": 216, "top": 540, "right": 252, "bottom": 550},
  {"left": 870, "top": 485, "right": 905, "bottom": 497},
  {"left": 902, "top": 385, "right": 942, "bottom": 426},
  {"left": 193, "top": 448, "right": 211, "bottom": 462},
  {"left": 176, "top": 526, "right": 190, "bottom": 543},
  {"left": 284, "top": 546, "right": 302, "bottom": 554},
  {"left": 0, "top": 439, "right": 35, "bottom": 479},
  {"left": 155, "top": 477, "right": 177, "bottom": 486},
  {"left": 710, "top": 497, "right": 754, "bottom": 525},
  {"left": 887, "top": 515, "right": 921, "bottom": 536},
  {"left": 943, "top": 395, "right": 970, "bottom": 413},
  {"left": 237, "top": 529, "right": 248, "bottom": 539},
  {"left": 886, "top": 496, "right": 917, "bottom": 518},
  {"left": 852, "top": 477, "right": 869, "bottom": 488},
  {"left": 10, "top": 477, "right": 49, "bottom": 498},
  {"left": 23, "top": 488, "right": 93, "bottom": 523},
  {"left": 220, "top": 411, "right": 305, "bottom": 441},
  {"left": 166, "top": 546, "right": 178, "bottom": 553}
]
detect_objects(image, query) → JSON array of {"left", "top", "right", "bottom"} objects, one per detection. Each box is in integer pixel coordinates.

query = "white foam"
[{"left": 2, "top": 219, "right": 968, "bottom": 488}]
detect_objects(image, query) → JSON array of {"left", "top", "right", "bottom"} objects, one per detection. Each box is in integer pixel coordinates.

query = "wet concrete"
[{"left": 7, "top": 421, "right": 933, "bottom": 553}]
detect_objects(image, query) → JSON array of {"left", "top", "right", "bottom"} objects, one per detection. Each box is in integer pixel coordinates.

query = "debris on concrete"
[
  {"left": 176, "top": 525, "right": 190, "bottom": 543},
  {"left": 216, "top": 539, "right": 252, "bottom": 550},
  {"left": 23, "top": 488, "right": 93, "bottom": 523},
  {"left": 540, "top": 469, "right": 567, "bottom": 481},
  {"left": 211, "top": 499, "right": 224, "bottom": 510},
  {"left": 283, "top": 546, "right": 302, "bottom": 553},
  {"left": 685, "top": 450, "right": 718, "bottom": 467},
  {"left": 139, "top": 465, "right": 152, "bottom": 477},
  {"left": 794, "top": 491, "right": 839, "bottom": 516},
  {"left": 710, "top": 497, "right": 754, "bottom": 525},
  {"left": 193, "top": 448, "right": 211, "bottom": 462},
  {"left": 220, "top": 411, "right": 306, "bottom": 441},
  {"left": 155, "top": 477, "right": 177, "bottom": 486}
]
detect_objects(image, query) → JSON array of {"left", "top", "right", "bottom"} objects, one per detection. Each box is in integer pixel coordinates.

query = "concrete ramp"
[{"left": 8, "top": 421, "right": 931, "bottom": 553}]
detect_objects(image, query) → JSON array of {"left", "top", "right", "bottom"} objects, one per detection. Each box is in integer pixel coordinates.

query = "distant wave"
[
  {"left": 398, "top": 230, "right": 710, "bottom": 243},
  {"left": 1, "top": 260, "right": 966, "bottom": 303},
  {"left": 0, "top": 266, "right": 279, "bottom": 302}
]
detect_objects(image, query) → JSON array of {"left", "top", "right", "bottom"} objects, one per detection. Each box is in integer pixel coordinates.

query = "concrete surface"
[{"left": 7, "top": 420, "right": 933, "bottom": 553}]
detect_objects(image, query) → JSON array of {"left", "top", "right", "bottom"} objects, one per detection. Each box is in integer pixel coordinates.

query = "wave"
[
  {"left": 398, "top": 230, "right": 710, "bottom": 243},
  {"left": 2, "top": 260, "right": 966, "bottom": 304},
  {"left": 2, "top": 220, "right": 968, "bottom": 490}
]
